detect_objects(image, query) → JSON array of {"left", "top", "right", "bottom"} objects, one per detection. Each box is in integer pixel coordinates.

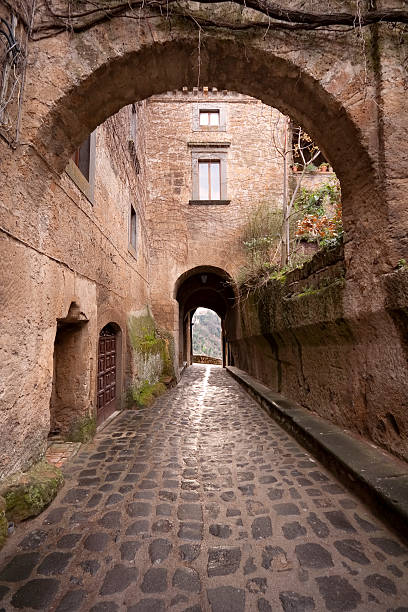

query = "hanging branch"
[{"left": 7, "top": 0, "right": 407, "bottom": 40}]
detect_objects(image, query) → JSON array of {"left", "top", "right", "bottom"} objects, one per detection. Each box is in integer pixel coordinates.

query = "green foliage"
[
  {"left": 1, "top": 461, "right": 64, "bottom": 523},
  {"left": 128, "top": 312, "right": 157, "bottom": 353},
  {"left": 294, "top": 179, "right": 340, "bottom": 216},
  {"left": 132, "top": 380, "right": 166, "bottom": 407},
  {"left": 397, "top": 259, "right": 407, "bottom": 269},
  {"left": 68, "top": 415, "right": 96, "bottom": 443},
  {"left": 127, "top": 308, "right": 174, "bottom": 409},
  {"left": 295, "top": 178, "right": 343, "bottom": 249},
  {"left": 192, "top": 308, "right": 222, "bottom": 358},
  {"left": 0, "top": 506, "right": 7, "bottom": 549},
  {"left": 238, "top": 203, "right": 282, "bottom": 284},
  {"left": 305, "top": 163, "right": 318, "bottom": 172}
]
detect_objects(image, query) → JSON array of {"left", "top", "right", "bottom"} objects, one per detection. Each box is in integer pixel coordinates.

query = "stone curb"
[{"left": 227, "top": 365, "right": 408, "bottom": 542}]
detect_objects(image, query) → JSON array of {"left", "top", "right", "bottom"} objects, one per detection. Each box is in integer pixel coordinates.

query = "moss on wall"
[
  {"left": 0, "top": 460, "right": 63, "bottom": 527},
  {"left": 127, "top": 307, "right": 175, "bottom": 408},
  {"left": 0, "top": 496, "right": 7, "bottom": 549},
  {"left": 68, "top": 415, "right": 97, "bottom": 443}
]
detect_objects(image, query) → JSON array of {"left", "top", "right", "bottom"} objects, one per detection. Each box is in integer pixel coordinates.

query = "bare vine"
[{"left": 3, "top": 0, "right": 408, "bottom": 41}]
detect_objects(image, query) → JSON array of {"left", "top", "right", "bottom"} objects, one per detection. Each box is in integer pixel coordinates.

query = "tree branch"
[{"left": 27, "top": 0, "right": 408, "bottom": 40}]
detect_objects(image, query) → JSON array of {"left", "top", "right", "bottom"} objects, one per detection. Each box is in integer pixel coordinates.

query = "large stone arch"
[{"left": 21, "top": 16, "right": 393, "bottom": 279}]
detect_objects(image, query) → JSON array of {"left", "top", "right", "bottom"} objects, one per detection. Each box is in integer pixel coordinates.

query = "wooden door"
[{"left": 97, "top": 329, "right": 117, "bottom": 425}]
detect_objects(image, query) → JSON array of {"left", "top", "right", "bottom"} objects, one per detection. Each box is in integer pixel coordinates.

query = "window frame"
[
  {"left": 199, "top": 109, "right": 220, "bottom": 127},
  {"left": 128, "top": 204, "right": 138, "bottom": 258},
  {"left": 66, "top": 131, "right": 96, "bottom": 204},
  {"left": 192, "top": 103, "right": 226, "bottom": 132},
  {"left": 189, "top": 145, "right": 230, "bottom": 205},
  {"left": 198, "top": 159, "right": 221, "bottom": 200}
]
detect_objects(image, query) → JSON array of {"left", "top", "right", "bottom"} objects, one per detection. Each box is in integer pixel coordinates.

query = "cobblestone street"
[{"left": 1, "top": 365, "right": 408, "bottom": 611}]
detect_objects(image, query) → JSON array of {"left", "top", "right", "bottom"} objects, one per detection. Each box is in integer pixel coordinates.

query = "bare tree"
[{"left": 270, "top": 114, "right": 320, "bottom": 266}]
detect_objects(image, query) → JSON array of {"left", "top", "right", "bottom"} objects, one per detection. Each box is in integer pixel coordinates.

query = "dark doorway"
[{"left": 49, "top": 302, "right": 89, "bottom": 438}]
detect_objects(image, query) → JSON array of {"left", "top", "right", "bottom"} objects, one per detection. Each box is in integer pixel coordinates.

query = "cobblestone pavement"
[{"left": 1, "top": 365, "right": 408, "bottom": 611}]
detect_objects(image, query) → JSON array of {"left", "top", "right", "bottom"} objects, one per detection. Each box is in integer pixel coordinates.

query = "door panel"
[{"left": 97, "top": 332, "right": 117, "bottom": 425}]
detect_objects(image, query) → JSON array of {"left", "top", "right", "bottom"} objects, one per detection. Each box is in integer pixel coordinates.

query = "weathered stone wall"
[
  {"left": 0, "top": 104, "right": 151, "bottom": 478},
  {"left": 228, "top": 249, "right": 408, "bottom": 462},
  {"left": 0, "top": 2, "right": 407, "bottom": 478}
]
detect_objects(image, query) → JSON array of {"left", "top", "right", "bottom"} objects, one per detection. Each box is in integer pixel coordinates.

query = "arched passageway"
[
  {"left": 0, "top": 6, "right": 407, "bottom": 480},
  {"left": 20, "top": 20, "right": 400, "bottom": 274},
  {"left": 175, "top": 267, "right": 236, "bottom": 368}
]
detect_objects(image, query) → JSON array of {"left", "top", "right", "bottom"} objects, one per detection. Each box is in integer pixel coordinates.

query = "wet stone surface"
[{"left": 1, "top": 365, "right": 408, "bottom": 610}]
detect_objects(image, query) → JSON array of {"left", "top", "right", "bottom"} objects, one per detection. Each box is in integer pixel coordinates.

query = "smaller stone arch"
[
  {"left": 175, "top": 266, "right": 237, "bottom": 368},
  {"left": 96, "top": 322, "right": 122, "bottom": 426}
]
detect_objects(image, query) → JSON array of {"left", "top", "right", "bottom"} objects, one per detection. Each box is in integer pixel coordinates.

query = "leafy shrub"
[{"left": 295, "top": 179, "right": 342, "bottom": 248}]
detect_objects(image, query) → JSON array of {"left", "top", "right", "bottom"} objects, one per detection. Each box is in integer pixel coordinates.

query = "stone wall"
[
  {"left": 0, "top": 2, "right": 407, "bottom": 480},
  {"left": 228, "top": 248, "right": 408, "bottom": 462},
  {"left": 0, "top": 104, "right": 151, "bottom": 478}
]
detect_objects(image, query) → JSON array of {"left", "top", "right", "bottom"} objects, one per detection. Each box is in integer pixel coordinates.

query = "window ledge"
[
  {"left": 65, "top": 159, "right": 94, "bottom": 204},
  {"left": 189, "top": 199, "right": 230, "bottom": 206},
  {"left": 128, "top": 244, "right": 138, "bottom": 260},
  {"left": 188, "top": 142, "right": 231, "bottom": 148}
]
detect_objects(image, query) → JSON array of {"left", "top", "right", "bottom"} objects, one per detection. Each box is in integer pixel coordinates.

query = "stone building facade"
[{"left": 142, "top": 89, "right": 286, "bottom": 347}]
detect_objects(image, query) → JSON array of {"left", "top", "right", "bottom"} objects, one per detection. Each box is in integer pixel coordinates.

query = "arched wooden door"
[{"left": 97, "top": 324, "right": 118, "bottom": 425}]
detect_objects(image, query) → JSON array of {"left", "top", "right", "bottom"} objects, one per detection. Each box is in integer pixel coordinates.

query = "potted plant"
[
  {"left": 292, "top": 163, "right": 300, "bottom": 172},
  {"left": 305, "top": 163, "right": 318, "bottom": 172},
  {"left": 319, "top": 162, "right": 329, "bottom": 172}
]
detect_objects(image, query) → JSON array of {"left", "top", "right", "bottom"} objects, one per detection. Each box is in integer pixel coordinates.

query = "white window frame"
[{"left": 192, "top": 103, "right": 226, "bottom": 132}]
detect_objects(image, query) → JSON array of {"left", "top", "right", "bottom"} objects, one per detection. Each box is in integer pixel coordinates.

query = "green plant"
[
  {"left": 240, "top": 203, "right": 282, "bottom": 279},
  {"left": 295, "top": 179, "right": 340, "bottom": 216},
  {"left": 397, "top": 259, "right": 407, "bottom": 269},
  {"left": 132, "top": 380, "right": 166, "bottom": 407},
  {"left": 305, "top": 163, "right": 318, "bottom": 172},
  {"left": 295, "top": 179, "right": 342, "bottom": 247}
]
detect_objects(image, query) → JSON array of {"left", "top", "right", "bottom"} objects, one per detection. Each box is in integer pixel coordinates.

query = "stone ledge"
[
  {"left": 189, "top": 200, "right": 230, "bottom": 206},
  {"left": 227, "top": 366, "right": 408, "bottom": 543}
]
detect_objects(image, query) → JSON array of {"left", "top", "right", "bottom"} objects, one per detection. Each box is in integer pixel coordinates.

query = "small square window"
[
  {"left": 199, "top": 160, "right": 221, "bottom": 200},
  {"left": 130, "top": 205, "right": 137, "bottom": 251},
  {"left": 199, "top": 110, "right": 220, "bottom": 127}
]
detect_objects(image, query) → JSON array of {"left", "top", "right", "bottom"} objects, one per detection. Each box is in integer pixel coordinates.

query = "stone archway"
[
  {"left": 175, "top": 266, "right": 237, "bottom": 368},
  {"left": 18, "top": 19, "right": 399, "bottom": 279}
]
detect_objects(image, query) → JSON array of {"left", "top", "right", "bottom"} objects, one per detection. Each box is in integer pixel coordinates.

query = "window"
[
  {"left": 193, "top": 104, "right": 226, "bottom": 132},
  {"left": 129, "top": 205, "right": 137, "bottom": 253},
  {"left": 66, "top": 131, "right": 96, "bottom": 203},
  {"left": 72, "top": 136, "right": 91, "bottom": 181},
  {"left": 199, "top": 160, "right": 220, "bottom": 200},
  {"left": 189, "top": 144, "right": 230, "bottom": 205},
  {"left": 199, "top": 110, "right": 220, "bottom": 127}
]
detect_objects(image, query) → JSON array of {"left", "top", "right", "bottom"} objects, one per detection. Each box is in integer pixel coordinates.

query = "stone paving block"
[
  {"left": 207, "top": 546, "right": 241, "bottom": 576},
  {"left": 207, "top": 586, "right": 245, "bottom": 612},
  {"left": 11, "top": 578, "right": 60, "bottom": 609},
  {"left": 100, "top": 565, "right": 138, "bottom": 595}
]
